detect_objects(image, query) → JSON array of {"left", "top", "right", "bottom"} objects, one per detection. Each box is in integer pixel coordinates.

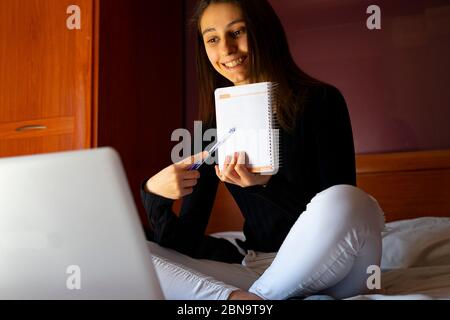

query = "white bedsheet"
[
  {"left": 213, "top": 217, "right": 450, "bottom": 300},
  {"left": 348, "top": 217, "right": 450, "bottom": 300},
  {"left": 380, "top": 217, "right": 450, "bottom": 270},
  {"left": 347, "top": 265, "right": 450, "bottom": 299}
]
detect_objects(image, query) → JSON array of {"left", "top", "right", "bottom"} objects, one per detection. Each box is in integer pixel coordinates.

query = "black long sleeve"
[
  {"left": 141, "top": 84, "right": 356, "bottom": 257},
  {"left": 140, "top": 146, "right": 244, "bottom": 263}
]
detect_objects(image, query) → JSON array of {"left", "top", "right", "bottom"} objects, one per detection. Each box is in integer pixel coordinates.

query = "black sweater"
[{"left": 140, "top": 85, "right": 356, "bottom": 263}]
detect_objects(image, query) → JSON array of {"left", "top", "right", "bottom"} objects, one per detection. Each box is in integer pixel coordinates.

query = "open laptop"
[{"left": 0, "top": 147, "right": 164, "bottom": 299}]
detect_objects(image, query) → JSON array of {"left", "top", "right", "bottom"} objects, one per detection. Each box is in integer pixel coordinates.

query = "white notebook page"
[{"left": 215, "top": 82, "right": 276, "bottom": 174}]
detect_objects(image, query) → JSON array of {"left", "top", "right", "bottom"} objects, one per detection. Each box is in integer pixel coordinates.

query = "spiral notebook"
[{"left": 214, "top": 82, "right": 279, "bottom": 175}]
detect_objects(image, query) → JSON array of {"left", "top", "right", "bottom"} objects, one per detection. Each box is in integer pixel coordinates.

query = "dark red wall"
[
  {"left": 184, "top": 0, "right": 450, "bottom": 154},
  {"left": 184, "top": 0, "right": 200, "bottom": 134},
  {"left": 98, "top": 0, "right": 184, "bottom": 228}
]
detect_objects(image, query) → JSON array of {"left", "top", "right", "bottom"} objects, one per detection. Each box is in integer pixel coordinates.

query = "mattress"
[{"left": 213, "top": 217, "right": 450, "bottom": 300}]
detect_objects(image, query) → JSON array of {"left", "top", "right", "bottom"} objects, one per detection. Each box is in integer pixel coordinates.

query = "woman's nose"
[{"left": 220, "top": 37, "right": 237, "bottom": 56}]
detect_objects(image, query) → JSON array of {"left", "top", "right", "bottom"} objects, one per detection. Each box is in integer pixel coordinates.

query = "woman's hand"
[
  {"left": 145, "top": 152, "right": 207, "bottom": 200},
  {"left": 215, "top": 151, "right": 271, "bottom": 188}
]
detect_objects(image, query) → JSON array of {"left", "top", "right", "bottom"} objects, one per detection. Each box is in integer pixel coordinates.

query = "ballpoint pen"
[{"left": 189, "top": 127, "right": 236, "bottom": 170}]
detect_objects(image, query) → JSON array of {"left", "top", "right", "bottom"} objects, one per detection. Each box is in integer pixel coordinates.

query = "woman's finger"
[
  {"left": 220, "top": 155, "right": 230, "bottom": 177},
  {"left": 223, "top": 153, "right": 236, "bottom": 177},
  {"left": 215, "top": 165, "right": 224, "bottom": 181},
  {"left": 183, "top": 170, "right": 200, "bottom": 180},
  {"left": 216, "top": 164, "right": 238, "bottom": 185},
  {"left": 222, "top": 155, "right": 231, "bottom": 172},
  {"left": 222, "top": 153, "right": 242, "bottom": 184},
  {"left": 177, "top": 151, "right": 208, "bottom": 169},
  {"left": 236, "top": 151, "right": 246, "bottom": 165},
  {"left": 234, "top": 152, "right": 252, "bottom": 179},
  {"left": 182, "top": 179, "right": 198, "bottom": 188}
]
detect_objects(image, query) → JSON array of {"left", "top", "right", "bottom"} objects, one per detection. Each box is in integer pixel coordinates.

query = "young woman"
[{"left": 141, "top": 0, "right": 385, "bottom": 300}]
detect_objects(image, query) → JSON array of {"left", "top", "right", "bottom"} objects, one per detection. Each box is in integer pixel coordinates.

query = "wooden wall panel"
[
  {"left": 356, "top": 150, "right": 450, "bottom": 222},
  {"left": 207, "top": 183, "right": 243, "bottom": 234}
]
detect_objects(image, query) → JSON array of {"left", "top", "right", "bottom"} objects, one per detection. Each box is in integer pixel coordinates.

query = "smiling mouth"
[{"left": 222, "top": 56, "right": 247, "bottom": 69}]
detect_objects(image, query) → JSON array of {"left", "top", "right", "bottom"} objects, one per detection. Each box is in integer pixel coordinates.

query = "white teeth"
[{"left": 224, "top": 57, "right": 244, "bottom": 68}]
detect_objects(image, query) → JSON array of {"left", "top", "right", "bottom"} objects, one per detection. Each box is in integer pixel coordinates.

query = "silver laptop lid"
[{"left": 0, "top": 147, "right": 164, "bottom": 300}]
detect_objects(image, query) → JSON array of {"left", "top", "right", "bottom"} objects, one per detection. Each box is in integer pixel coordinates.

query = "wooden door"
[{"left": 0, "top": 0, "right": 95, "bottom": 157}]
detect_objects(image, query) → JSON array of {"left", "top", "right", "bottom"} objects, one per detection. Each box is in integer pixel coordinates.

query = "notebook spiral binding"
[{"left": 267, "top": 82, "right": 281, "bottom": 171}]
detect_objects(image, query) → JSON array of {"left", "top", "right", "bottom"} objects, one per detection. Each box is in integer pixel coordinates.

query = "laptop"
[{"left": 0, "top": 147, "right": 164, "bottom": 300}]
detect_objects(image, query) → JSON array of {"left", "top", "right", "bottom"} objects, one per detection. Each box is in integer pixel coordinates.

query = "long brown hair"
[{"left": 192, "top": 0, "right": 323, "bottom": 131}]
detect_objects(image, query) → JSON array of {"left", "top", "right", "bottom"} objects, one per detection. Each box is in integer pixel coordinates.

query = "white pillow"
[{"left": 381, "top": 217, "right": 450, "bottom": 271}]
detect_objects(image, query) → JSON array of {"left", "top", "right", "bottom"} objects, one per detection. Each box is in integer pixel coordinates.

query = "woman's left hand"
[{"left": 215, "top": 151, "right": 272, "bottom": 187}]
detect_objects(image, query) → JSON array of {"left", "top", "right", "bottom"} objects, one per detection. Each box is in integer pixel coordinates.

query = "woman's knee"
[{"left": 309, "top": 184, "right": 385, "bottom": 231}]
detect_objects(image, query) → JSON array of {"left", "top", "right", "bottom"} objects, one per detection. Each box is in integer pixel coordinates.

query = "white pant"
[{"left": 149, "top": 185, "right": 385, "bottom": 300}]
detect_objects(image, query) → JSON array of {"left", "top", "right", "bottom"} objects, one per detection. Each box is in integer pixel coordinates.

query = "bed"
[{"left": 205, "top": 149, "right": 450, "bottom": 300}]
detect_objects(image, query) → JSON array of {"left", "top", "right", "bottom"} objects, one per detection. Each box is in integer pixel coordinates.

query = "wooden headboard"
[
  {"left": 205, "top": 149, "right": 450, "bottom": 234},
  {"left": 356, "top": 149, "right": 450, "bottom": 222}
]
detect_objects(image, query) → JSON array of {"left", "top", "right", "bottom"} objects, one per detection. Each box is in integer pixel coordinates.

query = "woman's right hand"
[{"left": 145, "top": 152, "right": 207, "bottom": 200}]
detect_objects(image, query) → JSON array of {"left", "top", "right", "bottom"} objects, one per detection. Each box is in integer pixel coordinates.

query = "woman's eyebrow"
[{"left": 202, "top": 19, "right": 245, "bottom": 36}]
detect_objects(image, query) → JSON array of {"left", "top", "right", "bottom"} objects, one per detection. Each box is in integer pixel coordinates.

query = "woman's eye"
[
  {"left": 207, "top": 37, "right": 218, "bottom": 44},
  {"left": 232, "top": 28, "right": 246, "bottom": 38}
]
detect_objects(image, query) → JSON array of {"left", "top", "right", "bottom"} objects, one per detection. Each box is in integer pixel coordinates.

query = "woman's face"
[{"left": 200, "top": 3, "right": 250, "bottom": 86}]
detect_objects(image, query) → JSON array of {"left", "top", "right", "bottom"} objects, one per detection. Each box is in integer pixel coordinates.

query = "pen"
[{"left": 189, "top": 127, "right": 236, "bottom": 170}]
